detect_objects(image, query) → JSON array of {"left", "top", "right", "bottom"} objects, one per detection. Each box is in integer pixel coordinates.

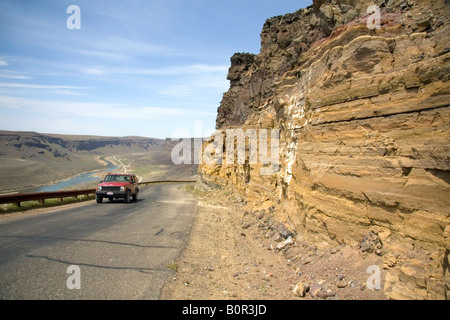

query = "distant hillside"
[
  {"left": 0, "top": 130, "right": 197, "bottom": 193},
  {"left": 0, "top": 131, "right": 162, "bottom": 152}
]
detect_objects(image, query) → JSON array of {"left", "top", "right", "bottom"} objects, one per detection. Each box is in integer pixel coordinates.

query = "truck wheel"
[
  {"left": 96, "top": 195, "right": 103, "bottom": 203},
  {"left": 132, "top": 190, "right": 139, "bottom": 202},
  {"left": 124, "top": 190, "right": 131, "bottom": 203}
]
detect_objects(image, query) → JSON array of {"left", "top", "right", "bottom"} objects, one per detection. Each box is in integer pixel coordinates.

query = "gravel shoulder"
[{"left": 161, "top": 184, "right": 387, "bottom": 300}]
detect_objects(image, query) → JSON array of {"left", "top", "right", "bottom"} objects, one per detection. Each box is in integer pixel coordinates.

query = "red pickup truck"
[{"left": 95, "top": 173, "right": 139, "bottom": 203}]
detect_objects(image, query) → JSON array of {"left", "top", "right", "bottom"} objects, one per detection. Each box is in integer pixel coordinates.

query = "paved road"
[{"left": 0, "top": 183, "right": 197, "bottom": 300}]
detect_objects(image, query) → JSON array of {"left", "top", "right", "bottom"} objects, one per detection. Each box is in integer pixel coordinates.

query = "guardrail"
[
  {"left": 0, "top": 180, "right": 196, "bottom": 207},
  {"left": 0, "top": 189, "right": 96, "bottom": 207},
  {"left": 139, "top": 180, "right": 196, "bottom": 186}
]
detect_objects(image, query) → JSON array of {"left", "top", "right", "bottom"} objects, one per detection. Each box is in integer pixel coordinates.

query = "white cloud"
[
  {"left": 0, "top": 82, "right": 87, "bottom": 90},
  {"left": 0, "top": 71, "right": 33, "bottom": 80},
  {"left": 159, "top": 75, "right": 229, "bottom": 96},
  {"left": 129, "top": 64, "right": 229, "bottom": 76},
  {"left": 82, "top": 67, "right": 106, "bottom": 75},
  {"left": 0, "top": 95, "right": 214, "bottom": 120},
  {"left": 0, "top": 59, "right": 8, "bottom": 67},
  {"left": 65, "top": 36, "right": 174, "bottom": 63},
  {"left": 0, "top": 82, "right": 88, "bottom": 96},
  {"left": 81, "top": 64, "right": 228, "bottom": 76}
]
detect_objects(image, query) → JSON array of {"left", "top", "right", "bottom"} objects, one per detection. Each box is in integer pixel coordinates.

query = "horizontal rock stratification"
[{"left": 199, "top": 0, "right": 450, "bottom": 300}]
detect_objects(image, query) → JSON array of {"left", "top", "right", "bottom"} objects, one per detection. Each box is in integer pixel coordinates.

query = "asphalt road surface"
[{"left": 0, "top": 183, "right": 197, "bottom": 300}]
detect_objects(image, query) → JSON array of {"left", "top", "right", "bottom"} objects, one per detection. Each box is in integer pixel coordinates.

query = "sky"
[{"left": 0, "top": 0, "right": 312, "bottom": 139}]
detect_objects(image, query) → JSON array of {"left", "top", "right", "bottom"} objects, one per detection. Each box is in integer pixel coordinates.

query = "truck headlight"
[
  {"left": 120, "top": 186, "right": 126, "bottom": 192},
  {"left": 97, "top": 186, "right": 102, "bottom": 191}
]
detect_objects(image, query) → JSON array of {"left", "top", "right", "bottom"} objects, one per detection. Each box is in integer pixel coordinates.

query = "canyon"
[
  {"left": 0, "top": 131, "right": 197, "bottom": 192},
  {"left": 198, "top": 0, "right": 450, "bottom": 299}
]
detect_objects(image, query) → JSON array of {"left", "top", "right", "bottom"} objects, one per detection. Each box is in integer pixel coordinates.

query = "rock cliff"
[{"left": 199, "top": 0, "right": 450, "bottom": 299}]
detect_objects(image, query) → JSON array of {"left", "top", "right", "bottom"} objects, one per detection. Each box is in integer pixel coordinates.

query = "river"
[{"left": 26, "top": 159, "right": 118, "bottom": 193}]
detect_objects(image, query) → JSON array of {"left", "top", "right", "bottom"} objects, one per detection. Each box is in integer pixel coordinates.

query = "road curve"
[{"left": 0, "top": 183, "right": 197, "bottom": 300}]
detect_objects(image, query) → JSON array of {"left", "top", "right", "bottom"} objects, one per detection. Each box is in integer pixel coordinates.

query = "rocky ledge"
[{"left": 200, "top": 0, "right": 450, "bottom": 300}]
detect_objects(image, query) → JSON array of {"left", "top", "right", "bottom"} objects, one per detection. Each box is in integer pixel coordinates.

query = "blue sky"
[{"left": 0, "top": 0, "right": 312, "bottom": 138}]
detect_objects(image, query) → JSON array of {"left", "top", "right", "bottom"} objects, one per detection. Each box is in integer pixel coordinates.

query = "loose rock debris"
[{"left": 161, "top": 186, "right": 387, "bottom": 300}]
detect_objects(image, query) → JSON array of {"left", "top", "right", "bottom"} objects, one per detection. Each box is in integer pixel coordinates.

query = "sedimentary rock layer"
[{"left": 200, "top": 0, "right": 450, "bottom": 299}]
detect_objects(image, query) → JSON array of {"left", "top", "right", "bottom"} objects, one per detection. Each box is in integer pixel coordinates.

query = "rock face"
[{"left": 200, "top": 0, "right": 450, "bottom": 299}]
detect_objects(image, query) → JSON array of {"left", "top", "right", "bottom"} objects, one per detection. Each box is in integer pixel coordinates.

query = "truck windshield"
[{"left": 104, "top": 175, "right": 129, "bottom": 182}]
